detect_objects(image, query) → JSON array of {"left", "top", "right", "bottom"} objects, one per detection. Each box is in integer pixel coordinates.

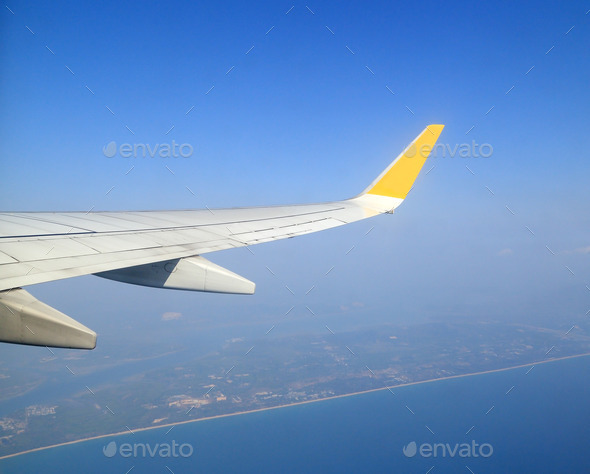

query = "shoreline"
[{"left": 1, "top": 352, "right": 589, "bottom": 461}]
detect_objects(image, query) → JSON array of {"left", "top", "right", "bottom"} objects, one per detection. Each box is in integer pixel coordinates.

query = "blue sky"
[{"left": 1, "top": 0, "right": 589, "bottom": 345}]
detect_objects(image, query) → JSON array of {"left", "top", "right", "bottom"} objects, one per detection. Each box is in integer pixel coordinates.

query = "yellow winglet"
[{"left": 363, "top": 124, "right": 444, "bottom": 199}]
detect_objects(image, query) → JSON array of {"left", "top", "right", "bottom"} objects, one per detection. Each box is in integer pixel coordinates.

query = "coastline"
[{"left": 2, "top": 352, "right": 589, "bottom": 461}]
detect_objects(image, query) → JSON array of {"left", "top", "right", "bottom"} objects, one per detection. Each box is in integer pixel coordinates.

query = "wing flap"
[{"left": 0, "top": 205, "right": 370, "bottom": 290}]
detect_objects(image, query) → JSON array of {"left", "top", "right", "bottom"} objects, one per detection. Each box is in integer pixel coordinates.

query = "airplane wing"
[{"left": 0, "top": 125, "right": 444, "bottom": 349}]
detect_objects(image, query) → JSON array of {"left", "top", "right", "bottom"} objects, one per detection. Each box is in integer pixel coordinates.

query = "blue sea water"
[{"left": 1, "top": 355, "right": 589, "bottom": 473}]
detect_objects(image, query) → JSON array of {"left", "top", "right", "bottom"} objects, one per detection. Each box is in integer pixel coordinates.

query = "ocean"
[{"left": 1, "top": 355, "right": 589, "bottom": 473}]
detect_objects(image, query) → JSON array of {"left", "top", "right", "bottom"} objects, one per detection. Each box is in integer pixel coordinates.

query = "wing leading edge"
[{"left": 0, "top": 125, "right": 444, "bottom": 349}]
